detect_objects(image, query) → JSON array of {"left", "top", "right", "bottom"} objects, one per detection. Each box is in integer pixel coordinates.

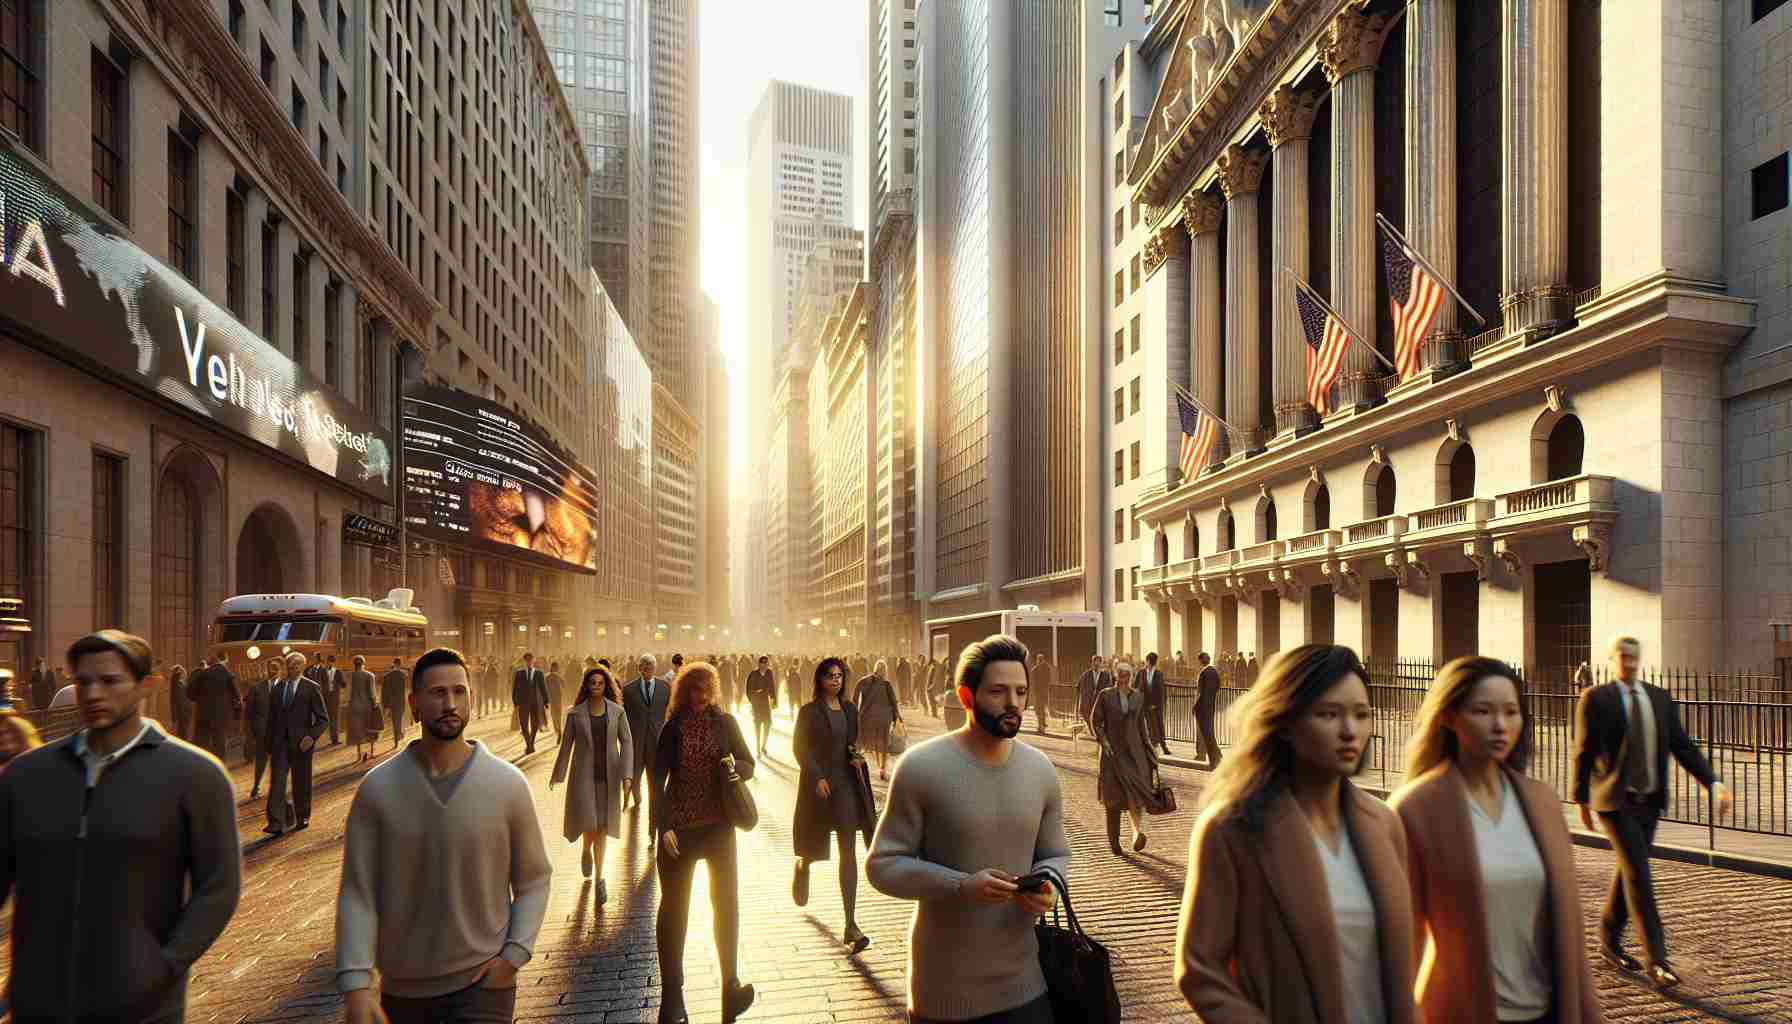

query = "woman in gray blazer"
[{"left": 550, "top": 665, "right": 634, "bottom": 903}]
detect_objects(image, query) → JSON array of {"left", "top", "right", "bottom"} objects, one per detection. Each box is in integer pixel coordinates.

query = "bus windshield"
[{"left": 215, "top": 620, "right": 336, "bottom": 643}]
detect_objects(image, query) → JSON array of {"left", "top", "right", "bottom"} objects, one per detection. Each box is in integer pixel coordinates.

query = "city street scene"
[{"left": 0, "top": 0, "right": 1790, "bottom": 1023}]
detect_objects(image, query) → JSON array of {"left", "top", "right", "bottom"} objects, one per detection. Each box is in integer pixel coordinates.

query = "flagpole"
[
  {"left": 1282, "top": 268, "right": 1398, "bottom": 374},
  {"left": 1167, "top": 378, "right": 1235, "bottom": 433},
  {"left": 1375, "top": 212, "right": 1487, "bottom": 328}
]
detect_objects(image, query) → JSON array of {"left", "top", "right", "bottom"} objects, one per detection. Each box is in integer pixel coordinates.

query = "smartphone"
[{"left": 1013, "top": 871, "right": 1052, "bottom": 893}]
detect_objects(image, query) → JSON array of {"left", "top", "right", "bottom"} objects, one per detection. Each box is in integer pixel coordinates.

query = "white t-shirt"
[
  {"left": 1470, "top": 776, "right": 1551, "bottom": 1021},
  {"left": 1311, "top": 825, "right": 1386, "bottom": 1024}
]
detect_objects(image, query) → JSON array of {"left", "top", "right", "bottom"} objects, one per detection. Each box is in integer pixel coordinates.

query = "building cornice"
[
  {"left": 122, "top": 0, "right": 435, "bottom": 352},
  {"left": 1135, "top": 273, "right": 1757, "bottom": 528},
  {"left": 512, "top": 0, "right": 591, "bottom": 180}
]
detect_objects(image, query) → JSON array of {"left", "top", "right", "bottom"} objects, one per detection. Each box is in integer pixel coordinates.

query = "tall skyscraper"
[
  {"left": 914, "top": 0, "right": 1100, "bottom": 619},
  {"left": 649, "top": 0, "right": 702, "bottom": 398},
  {"left": 867, "top": 0, "right": 920, "bottom": 248}
]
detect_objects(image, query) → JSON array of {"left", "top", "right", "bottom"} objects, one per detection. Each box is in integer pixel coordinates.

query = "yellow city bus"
[{"left": 209, "top": 589, "right": 429, "bottom": 670}]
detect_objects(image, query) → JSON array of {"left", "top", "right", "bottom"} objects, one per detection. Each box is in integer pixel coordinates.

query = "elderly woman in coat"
[
  {"left": 852, "top": 659, "right": 903, "bottom": 779},
  {"left": 1091, "top": 658, "right": 1162, "bottom": 856},
  {"left": 550, "top": 665, "right": 634, "bottom": 903}
]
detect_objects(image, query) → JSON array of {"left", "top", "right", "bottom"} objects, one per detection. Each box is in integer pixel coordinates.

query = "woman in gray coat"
[{"left": 550, "top": 665, "right": 634, "bottom": 903}]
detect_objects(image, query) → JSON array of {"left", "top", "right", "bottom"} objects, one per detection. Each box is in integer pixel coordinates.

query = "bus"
[{"left": 209, "top": 588, "right": 430, "bottom": 672}]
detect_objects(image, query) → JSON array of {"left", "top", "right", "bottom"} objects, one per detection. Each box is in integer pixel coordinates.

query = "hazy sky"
[{"left": 698, "top": 0, "right": 869, "bottom": 386}]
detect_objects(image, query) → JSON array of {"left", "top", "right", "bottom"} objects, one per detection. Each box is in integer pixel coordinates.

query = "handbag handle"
[{"left": 1034, "top": 864, "right": 1086, "bottom": 940}]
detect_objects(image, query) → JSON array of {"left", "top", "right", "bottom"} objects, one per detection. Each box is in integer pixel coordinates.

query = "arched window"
[
  {"left": 1367, "top": 464, "right": 1397, "bottom": 519},
  {"left": 1182, "top": 517, "right": 1198, "bottom": 559},
  {"left": 1258, "top": 497, "right": 1278, "bottom": 543},
  {"left": 1435, "top": 441, "right": 1477, "bottom": 503},
  {"left": 1547, "top": 415, "right": 1584, "bottom": 480},
  {"left": 1223, "top": 513, "right": 1237, "bottom": 551},
  {"left": 1313, "top": 484, "right": 1331, "bottom": 530},
  {"left": 1155, "top": 532, "right": 1169, "bottom": 567}
]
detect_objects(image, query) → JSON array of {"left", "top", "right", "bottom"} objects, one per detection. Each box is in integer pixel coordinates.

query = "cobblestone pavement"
[{"left": 9, "top": 708, "right": 1791, "bottom": 1023}]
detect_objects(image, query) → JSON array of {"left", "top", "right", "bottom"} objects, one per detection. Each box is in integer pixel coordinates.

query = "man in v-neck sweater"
[{"left": 336, "top": 648, "right": 553, "bottom": 1024}]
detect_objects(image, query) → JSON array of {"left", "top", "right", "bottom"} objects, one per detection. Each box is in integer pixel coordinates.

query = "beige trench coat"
[{"left": 549, "top": 698, "right": 632, "bottom": 842}]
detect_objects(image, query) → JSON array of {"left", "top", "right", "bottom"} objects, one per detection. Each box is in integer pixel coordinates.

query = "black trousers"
[
  {"left": 326, "top": 694, "right": 341, "bottom": 743},
  {"left": 193, "top": 719, "right": 231, "bottom": 761},
  {"left": 266, "top": 739, "right": 315, "bottom": 828},
  {"left": 1193, "top": 702, "right": 1222, "bottom": 768},
  {"left": 381, "top": 981, "right": 517, "bottom": 1024},
  {"left": 388, "top": 706, "right": 405, "bottom": 745},
  {"left": 1145, "top": 701, "right": 1167, "bottom": 748},
  {"left": 657, "top": 822, "right": 740, "bottom": 1002},
  {"left": 911, "top": 993, "right": 1053, "bottom": 1024},
  {"left": 517, "top": 701, "right": 544, "bottom": 749},
  {"left": 1598, "top": 801, "right": 1667, "bottom": 964}
]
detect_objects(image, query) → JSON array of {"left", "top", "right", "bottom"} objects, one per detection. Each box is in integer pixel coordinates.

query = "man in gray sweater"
[
  {"left": 336, "top": 647, "right": 553, "bottom": 1024},
  {"left": 867, "top": 634, "right": 1071, "bottom": 1024}
]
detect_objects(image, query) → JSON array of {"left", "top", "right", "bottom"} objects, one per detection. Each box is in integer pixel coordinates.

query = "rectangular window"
[
  {"left": 0, "top": 423, "right": 35, "bottom": 638},
  {"left": 1113, "top": 270, "right": 1124, "bottom": 306},
  {"left": 167, "top": 130, "right": 196, "bottom": 276},
  {"left": 292, "top": 253, "right": 309, "bottom": 356},
  {"left": 292, "top": 5, "right": 306, "bottom": 51},
  {"left": 1131, "top": 200, "right": 1141, "bottom": 227},
  {"left": 1113, "top": 451, "right": 1124, "bottom": 488},
  {"left": 1113, "top": 387, "right": 1125, "bottom": 425},
  {"left": 1113, "top": 328, "right": 1125, "bottom": 366},
  {"left": 261, "top": 219, "right": 278, "bottom": 340},
  {"left": 1114, "top": 149, "right": 1123, "bottom": 179},
  {"left": 1130, "top": 442, "right": 1141, "bottom": 480},
  {"left": 1114, "top": 206, "right": 1124, "bottom": 238},
  {"left": 1130, "top": 253, "right": 1141, "bottom": 292},
  {"left": 1130, "top": 377, "right": 1141, "bottom": 414},
  {"left": 260, "top": 37, "right": 275, "bottom": 87},
  {"left": 225, "top": 187, "right": 246, "bottom": 315},
  {"left": 291, "top": 81, "right": 307, "bottom": 132},
  {"left": 1113, "top": 509, "right": 1124, "bottom": 545},
  {"left": 229, "top": 0, "right": 245, "bottom": 43},
  {"left": 1752, "top": 152, "right": 1789, "bottom": 220},
  {"left": 1130, "top": 314, "right": 1141, "bottom": 353},
  {"left": 1113, "top": 570, "right": 1124, "bottom": 604},
  {"left": 0, "top": 0, "right": 39, "bottom": 150},
  {"left": 1131, "top": 512, "right": 1141, "bottom": 541},
  {"left": 90, "top": 50, "right": 126, "bottom": 220},
  {"left": 91, "top": 451, "right": 123, "bottom": 630},
  {"left": 324, "top": 279, "right": 341, "bottom": 390}
]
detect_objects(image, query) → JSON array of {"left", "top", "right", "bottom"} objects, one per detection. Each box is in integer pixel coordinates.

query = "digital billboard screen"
[
  {"left": 0, "top": 147, "right": 394, "bottom": 502},
  {"left": 401, "top": 385, "right": 599, "bottom": 574}
]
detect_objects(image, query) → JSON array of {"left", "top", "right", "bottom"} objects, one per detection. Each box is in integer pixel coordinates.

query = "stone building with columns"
[
  {"left": 1111, "top": 0, "right": 1773, "bottom": 678},
  {"left": 0, "top": 0, "right": 433, "bottom": 675}
]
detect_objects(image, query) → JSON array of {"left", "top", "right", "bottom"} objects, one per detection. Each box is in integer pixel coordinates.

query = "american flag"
[
  {"left": 1380, "top": 226, "right": 1444, "bottom": 381},
  {"left": 1295, "top": 283, "right": 1349, "bottom": 416},
  {"left": 1176, "top": 389, "right": 1219, "bottom": 482}
]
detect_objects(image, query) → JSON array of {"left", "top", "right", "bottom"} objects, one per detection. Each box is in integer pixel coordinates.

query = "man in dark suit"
[
  {"left": 1193, "top": 652, "right": 1223, "bottom": 769},
  {"left": 265, "top": 652, "right": 329, "bottom": 834},
  {"left": 1076, "top": 655, "right": 1110, "bottom": 732},
  {"left": 303, "top": 657, "right": 337, "bottom": 746},
  {"left": 243, "top": 659, "right": 273, "bottom": 798},
  {"left": 1574, "top": 635, "right": 1730, "bottom": 989},
  {"left": 187, "top": 651, "right": 242, "bottom": 760},
  {"left": 28, "top": 657, "right": 52, "bottom": 710},
  {"left": 622, "top": 653, "right": 670, "bottom": 811},
  {"left": 512, "top": 652, "right": 550, "bottom": 753},
  {"left": 743, "top": 654, "right": 778, "bottom": 756},
  {"left": 381, "top": 657, "right": 408, "bottom": 749},
  {"left": 1140, "top": 651, "right": 1171, "bottom": 754}
]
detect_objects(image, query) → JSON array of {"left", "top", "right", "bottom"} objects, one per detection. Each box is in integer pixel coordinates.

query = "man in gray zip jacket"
[{"left": 0, "top": 630, "right": 241, "bottom": 1023}]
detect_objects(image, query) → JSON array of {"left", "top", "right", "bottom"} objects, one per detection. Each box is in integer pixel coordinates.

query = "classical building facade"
[
  {"left": 0, "top": 0, "right": 433, "bottom": 673},
  {"left": 1114, "top": 0, "right": 1772, "bottom": 677}
]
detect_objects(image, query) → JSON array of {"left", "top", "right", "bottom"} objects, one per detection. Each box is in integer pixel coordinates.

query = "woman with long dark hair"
[
  {"left": 791, "top": 656, "right": 877, "bottom": 954},
  {"left": 650, "top": 662, "right": 756, "bottom": 1024},
  {"left": 1391, "top": 657, "right": 1602, "bottom": 1024},
  {"left": 1175, "top": 644, "right": 1416, "bottom": 1024},
  {"left": 549, "top": 665, "right": 634, "bottom": 903}
]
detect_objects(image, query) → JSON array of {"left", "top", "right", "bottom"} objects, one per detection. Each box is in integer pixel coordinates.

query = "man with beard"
[
  {"left": 0, "top": 631, "right": 241, "bottom": 1024},
  {"left": 336, "top": 647, "right": 552, "bottom": 1024},
  {"left": 867, "top": 634, "right": 1071, "bottom": 1023}
]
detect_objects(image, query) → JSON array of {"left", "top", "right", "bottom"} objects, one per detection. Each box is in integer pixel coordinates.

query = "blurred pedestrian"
[
  {"left": 622, "top": 654, "right": 670, "bottom": 813},
  {"left": 243, "top": 660, "right": 273, "bottom": 799},
  {"left": 169, "top": 663, "right": 193, "bottom": 740},
  {"left": 1193, "top": 652, "right": 1223, "bottom": 770},
  {"left": 1031, "top": 653, "right": 1054, "bottom": 734},
  {"left": 0, "top": 629, "right": 241, "bottom": 1023},
  {"left": 1141, "top": 652, "right": 1171, "bottom": 755},
  {"left": 1573, "top": 635, "right": 1729, "bottom": 989},
  {"left": 336, "top": 647, "right": 552, "bottom": 1024},
  {"left": 550, "top": 666, "right": 633, "bottom": 902},
  {"left": 188, "top": 651, "right": 243, "bottom": 761},
  {"left": 1175, "top": 644, "right": 1415, "bottom": 1024},
  {"left": 29, "top": 657, "right": 52, "bottom": 711},
  {"left": 512, "top": 653, "right": 549, "bottom": 755},
  {"left": 264, "top": 651, "right": 329, "bottom": 835},
  {"left": 0, "top": 707, "right": 42, "bottom": 772},
  {"left": 382, "top": 658, "right": 409, "bottom": 749},
  {"left": 546, "top": 660, "right": 566, "bottom": 743},
  {"left": 348, "top": 654, "right": 377, "bottom": 763},
  {"left": 1091, "top": 659, "right": 1158, "bottom": 855},
  {"left": 867, "top": 634, "right": 1070, "bottom": 1023},
  {"left": 744, "top": 655, "right": 777, "bottom": 756},
  {"left": 1393, "top": 657, "right": 1602, "bottom": 1024},
  {"left": 792, "top": 657, "right": 878, "bottom": 955},
  {"left": 854, "top": 660, "right": 902, "bottom": 780},
  {"left": 1077, "top": 655, "right": 1109, "bottom": 731},
  {"left": 651, "top": 663, "right": 756, "bottom": 1024}
]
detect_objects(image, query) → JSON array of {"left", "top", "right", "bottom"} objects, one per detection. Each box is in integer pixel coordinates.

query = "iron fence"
[{"left": 1144, "top": 657, "right": 1792, "bottom": 843}]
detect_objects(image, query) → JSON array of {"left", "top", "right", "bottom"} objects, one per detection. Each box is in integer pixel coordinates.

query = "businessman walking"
[
  {"left": 621, "top": 654, "right": 670, "bottom": 813},
  {"left": 265, "top": 652, "right": 330, "bottom": 834},
  {"left": 512, "top": 652, "right": 550, "bottom": 754}
]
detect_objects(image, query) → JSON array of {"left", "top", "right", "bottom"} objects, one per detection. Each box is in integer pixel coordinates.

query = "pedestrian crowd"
[{"left": 0, "top": 623, "right": 1738, "bottom": 1024}]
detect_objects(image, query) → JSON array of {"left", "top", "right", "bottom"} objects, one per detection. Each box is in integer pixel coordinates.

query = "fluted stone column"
[
  {"left": 243, "top": 189, "right": 268, "bottom": 337},
  {"left": 1320, "top": 7, "right": 1388, "bottom": 412},
  {"left": 1183, "top": 191, "right": 1227, "bottom": 468},
  {"left": 1406, "top": 0, "right": 1464, "bottom": 374},
  {"left": 1218, "top": 144, "right": 1269, "bottom": 457},
  {"left": 1502, "top": 0, "right": 1571, "bottom": 341},
  {"left": 1143, "top": 224, "right": 1193, "bottom": 485},
  {"left": 1261, "top": 85, "right": 1320, "bottom": 439}
]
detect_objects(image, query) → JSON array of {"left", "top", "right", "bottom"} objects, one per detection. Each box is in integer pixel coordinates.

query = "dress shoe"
[
  {"left": 844, "top": 924, "right": 870, "bottom": 955},
  {"left": 1647, "top": 962, "right": 1682, "bottom": 989},
  {"left": 262, "top": 825, "right": 284, "bottom": 836},
  {"left": 581, "top": 845, "right": 593, "bottom": 878},
  {"left": 596, "top": 879, "right": 608, "bottom": 904},
  {"left": 656, "top": 992, "right": 687, "bottom": 1024},
  {"left": 793, "top": 859, "right": 811, "bottom": 907},
  {"left": 1133, "top": 831, "right": 1148, "bottom": 852},
  {"left": 1599, "top": 945, "right": 1643, "bottom": 973},
  {"left": 296, "top": 820, "right": 310, "bottom": 830},
  {"left": 721, "top": 980, "right": 755, "bottom": 1023}
]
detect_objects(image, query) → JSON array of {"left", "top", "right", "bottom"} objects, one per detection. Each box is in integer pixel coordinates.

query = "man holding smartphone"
[{"left": 868, "top": 634, "right": 1072, "bottom": 1024}]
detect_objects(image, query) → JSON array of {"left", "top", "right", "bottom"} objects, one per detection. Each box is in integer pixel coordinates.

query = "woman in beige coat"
[
  {"left": 1391, "top": 657, "right": 1602, "bottom": 1024},
  {"left": 550, "top": 665, "right": 634, "bottom": 903},
  {"left": 1176, "top": 644, "right": 1416, "bottom": 1024}
]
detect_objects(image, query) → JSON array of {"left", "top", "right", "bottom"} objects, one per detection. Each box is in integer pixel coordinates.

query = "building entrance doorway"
[
  {"left": 1219, "top": 596, "right": 1238, "bottom": 657},
  {"left": 1534, "top": 559, "right": 1591, "bottom": 681},
  {"left": 1439, "top": 571, "right": 1480, "bottom": 663},
  {"left": 1310, "top": 584, "right": 1335, "bottom": 645},
  {"left": 1258, "top": 590, "right": 1281, "bottom": 659}
]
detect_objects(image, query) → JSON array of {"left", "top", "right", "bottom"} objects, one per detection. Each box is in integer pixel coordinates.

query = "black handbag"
[
  {"left": 719, "top": 753, "right": 758, "bottom": 832},
  {"left": 1033, "top": 866, "right": 1120, "bottom": 1023}
]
